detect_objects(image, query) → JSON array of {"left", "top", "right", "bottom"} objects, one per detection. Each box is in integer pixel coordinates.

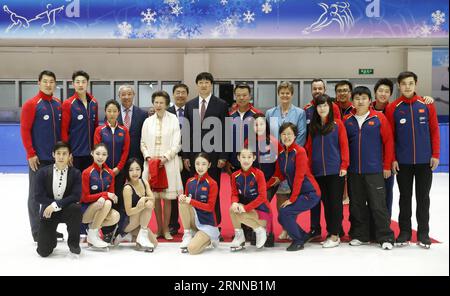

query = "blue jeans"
[{"left": 278, "top": 192, "right": 320, "bottom": 244}]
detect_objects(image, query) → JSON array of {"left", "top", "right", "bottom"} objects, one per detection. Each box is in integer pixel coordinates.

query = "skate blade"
[
  {"left": 87, "top": 243, "right": 109, "bottom": 252},
  {"left": 181, "top": 248, "right": 189, "bottom": 253},
  {"left": 395, "top": 241, "right": 410, "bottom": 247},
  {"left": 417, "top": 242, "right": 431, "bottom": 249},
  {"left": 136, "top": 244, "right": 154, "bottom": 252}
]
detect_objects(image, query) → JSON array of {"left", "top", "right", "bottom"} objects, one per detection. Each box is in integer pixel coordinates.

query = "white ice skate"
[
  {"left": 180, "top": 231, "right": 192, "bottom": 253},
  {"left": 230, "top": 229, "right": 245, "bottom": 252},
  {"left": 254, "top": 227, "right": 267, "bottom": 249},
  {"left": 87, "top": 228, "right": 109, "bottom": 251},
  {"left": 136, "top": 228, "right": 154, "bottom": 252}
]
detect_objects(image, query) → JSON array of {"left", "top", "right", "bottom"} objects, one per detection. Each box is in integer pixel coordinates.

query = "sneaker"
[
  {"left": 322, "top": 237, "right": 340, "bottom": 248},
  {"left": 286, "top": 241, "right": 304, "bottom": 251},
  {"left": 349, "top": 239, "right": 370, "bottom": 246},
  {"left": 381, "top": 242, "right": 393, "bottom": 250},
  {"left": 305, "top": 229, "right": 322, "bottom": 243},
  {"left": 395, "top": 232, "right": 411, "bottom": 246}
]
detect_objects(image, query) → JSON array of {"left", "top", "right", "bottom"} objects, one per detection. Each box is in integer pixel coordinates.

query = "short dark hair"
[
  {"left": 124, "top": 158, "right": 142, "bottom": 181},
  {"left": 104, "top": 99, "right": 120, "bottom": 111},
  {"left": 335, "top": 80, "right": 353, "bottom": 92},
  {"left": 374, "top": 78, "right": 394, "bottom": 94},
  {"left": 53, "top": 141, "right": 71, "bottom": 154},
  {"left": 397, "top": 71, "right": 418, "bottom": 84},
  {"left": 195, "top": 152, "right": 210, "bottom": 163},
  {"left": 92, "top": 142, "right": 108, "bottom": 152},
  {"left": 173, "top": 83, "right": 189, "bottom": 95},
  {"left": 279, "top": 122, "right": 298, "bottom": 137},
  {"left": 72, "top": 70, "right": 90, "bottom": 82},
  {"left": 38, "top": 70, "right": 56, "bottom": 82},
  {"left": 234, "top": 83, "right": 251, "bottom": 94},
  {"left": 195, "top": 72, "right": 214, "bottom": 84},
  {"left": 352, "top": 86, "right": 372, "bottom": 100},
  {"left": 152, "top": 90, "right": 171, "bottom": 106},
  {"left": 311, "top": 79, "right": 326, "bottom": 88},
  {"left": 237, "top": 147, "right": 256, "bottom": 157}
]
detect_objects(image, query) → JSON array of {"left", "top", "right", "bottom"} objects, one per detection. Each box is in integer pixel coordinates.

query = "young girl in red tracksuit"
[
  {"left": 229, "top": 148, "right": 273, "bottom": 251},
  {"left": 267, "top": 122, "right": 321, "bottom": 252},
  {"left": 305, "top": 94, "right": 349, "bottom": 248}
]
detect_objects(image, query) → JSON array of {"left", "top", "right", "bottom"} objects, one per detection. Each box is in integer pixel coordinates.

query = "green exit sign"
[{"left": 359, "top": 68, "right": 374, "bottom": 75}]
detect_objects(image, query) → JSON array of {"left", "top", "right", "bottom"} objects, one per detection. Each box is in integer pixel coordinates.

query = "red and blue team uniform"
[
  {"left": 185, "top": 173, "right": 218, "bottom": 227},
  {"left": 81, "top": 163, "right": 115, "bottom": 212},
  {"left": 61, "top": 93, "right": 98, "bottom": 157},
  {"left": 20, "top": 91, "right": 61, "bottom": 161},
  {"left": 94, "top": 122, "right": 130, "bottom": 171}
]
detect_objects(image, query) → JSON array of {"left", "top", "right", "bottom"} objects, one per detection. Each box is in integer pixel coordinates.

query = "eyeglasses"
[{"left": 336, "top": 89, "right": 350, "bottom": 94}]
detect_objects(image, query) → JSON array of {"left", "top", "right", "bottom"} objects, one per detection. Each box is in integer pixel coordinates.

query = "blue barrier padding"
[{"left": 0, "top": 123, "right": 448, "bottom": 173}]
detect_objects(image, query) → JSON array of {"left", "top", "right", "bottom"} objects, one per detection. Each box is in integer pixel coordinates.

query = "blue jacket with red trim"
[
  {"left": 344, "top": 109, "right": 394, "bottom": 174},
  {"left": 20, "top": 91, "right": 61, "bottom": 161},
  {"left": 61, "top": 93, "right": 99, "bottom": 157},
  {"left": 304, "top": 99, "right": 342, "bottom": 126},
  {"left": 228, "top": 104, "right": 261, "bottom": 169},
  {"left": 339, "top": 103, "right": 354, "bottom": 118},
  {"left": 245, "top": 135, "right": 283, "bottom": 181},
  {"left": 185, "top": 173, "right": 218, "bottom": 227},
  {"left": 385, "top": 95, "right": 440, "bottom": 164},
  {"left": 94, "top": 122, "right": 130, "bottom": 171},
  {"left": 81, "top": 163, "right": 115, "bottom": 204},
  {"left": 231, "top": 167, "right": 271, "bottom": 213},
  {"left": 305, "top": 119, "right": 349, "bottom": 177},
  {"left": 267, "top": 143, "right": 321, "bottom": 203}
]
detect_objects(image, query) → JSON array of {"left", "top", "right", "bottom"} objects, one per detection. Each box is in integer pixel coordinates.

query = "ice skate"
[
  {"left": 230, "top": 229, "right": 245, "bottom": 252},
  {"left": 87, "top": 228, "right": 109, "bottom": 251},
  {"left": 113, "top": 232, "right": 133, "bottom": 247},
  {"left": 417, "top": 236, "right": 431, "bottom": 249},
  {"left": 395, "top": 232, "right": 411, "bottom": 247},
  {"left": 136, "top": 228, "right": 154, "bottom": 252},
  {"left": 180, "top": 231, "right": 192, "bottom": 253},
  {"left": 254, "top": 227, "right": 267, "bottom": 249}
]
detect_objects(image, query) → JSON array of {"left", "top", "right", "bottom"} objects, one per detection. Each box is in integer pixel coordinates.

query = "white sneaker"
[
  {"left": 349, "top": 239, "right": 370, "bottom": 246},
  {"left": 180, "top": 231, "right": 192, "bottom": 249},
  {"left": 254, "top": 227, "right": 267, "bottom": 249},
  {"left": 381, "top": 242, "right": 393, "bottom": 250},
  {"left": 231, "top": 229, "right": 245, "bottom": 248},
  {"left": 136, "top": 228, "right": 154, "bottom": 249},
  {"left": 322, "top": 237, "right": 340, "bottom": 248},
  {"left": 87, "top": 228, "right": 108, "bottom": 248},
  {"left": 113, "top": 233, "right": 133, "bottom": 246}
]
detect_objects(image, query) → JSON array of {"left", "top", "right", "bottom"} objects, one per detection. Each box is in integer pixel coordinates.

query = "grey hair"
[{"left": 118, "top": 84, "right": 135, "bottom": 95}]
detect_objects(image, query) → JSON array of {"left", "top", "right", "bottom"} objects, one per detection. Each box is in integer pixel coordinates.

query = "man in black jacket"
[
  {"left": 35, "top": 142, "right": 82, "bottom": 257},
  {"left": 183, "top": 73, "right": 229, "bottom": 238}
]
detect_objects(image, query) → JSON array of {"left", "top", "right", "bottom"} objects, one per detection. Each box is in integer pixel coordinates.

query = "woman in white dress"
[{"left": 141, "top": 91, "right": 183, "bottom": 240}]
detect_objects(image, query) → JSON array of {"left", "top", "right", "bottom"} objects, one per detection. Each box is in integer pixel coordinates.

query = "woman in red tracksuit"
[{"left": 305, "top": 94, "right": 349, "bottom": 248}]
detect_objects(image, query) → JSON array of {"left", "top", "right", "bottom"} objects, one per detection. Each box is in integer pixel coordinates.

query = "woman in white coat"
[{"left": 141, "top": 90, "right": 183, "bottom": 240}]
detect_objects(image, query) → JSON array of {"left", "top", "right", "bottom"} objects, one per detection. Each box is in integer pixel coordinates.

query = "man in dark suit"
[
  {"left": 35, "top": 142, "right": 82, "bottom": 257},
  {"left": 167, "top": 83, "right": 191, "bottom": 235},
  {"left": 183, "top": 73, "right": 229, "bottom": 238}
]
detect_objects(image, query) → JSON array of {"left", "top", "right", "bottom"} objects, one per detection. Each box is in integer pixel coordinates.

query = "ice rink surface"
[{"left": 0, "top": 173, "right": 448, "bottom": 276}]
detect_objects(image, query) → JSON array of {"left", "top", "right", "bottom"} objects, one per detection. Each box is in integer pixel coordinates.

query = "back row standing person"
[
  {"left": 62, "top": 70, "right": 98, "bottom": 172},
  {"left": 183, "top": 72, "right": 229, "bottom": 240},
  {"left": 20, "top": 70, "right": 63, "bottom": 242},
  {"left": 265, "top": 81, "right": 306, "bottom": 241}
]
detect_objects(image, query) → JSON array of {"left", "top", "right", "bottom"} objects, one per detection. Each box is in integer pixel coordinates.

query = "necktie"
[
  {"left": 177, "top": 107, "right": 184, "bottom": 128},
  {"left": 124, "top": 109, "right": 131, "bottom": 129},
  {"left": 200, "top": 99, "right": 206, "bottom": 122}
]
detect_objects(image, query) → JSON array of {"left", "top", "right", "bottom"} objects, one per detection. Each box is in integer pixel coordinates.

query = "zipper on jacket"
[
  {"left": 49, "top": 100, "right": 57, "bottom": 144},
  {"left": 321, "top": 135, "right": 327, "bottom": 176},
  {"left": 410, "top": 104, "right": 416, "bottom": 164},
  {"left": 112, "top": 130, "right": 115, "bottom": 168}
]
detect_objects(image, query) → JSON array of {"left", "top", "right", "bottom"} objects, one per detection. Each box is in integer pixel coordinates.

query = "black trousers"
[
  {"left": 316, "top": 175, "right": 345, "bottom": 236},
  {"left": 28, "top": 160, "right": 54, "bottom": 239},
  {"left": 348, "top": 173, "right": 394, "bottom": 243},
  {"left": 396, "top": 164, "right": 432, "bottom": 239},
  {"left": 73, "top": 155, "right": 92, "bottom": 173},
  {"left": 36, "top": 203, "right": 82, "bottom": 257},
  {"left": 169, "top": 167, "right": 190, "bottom": 231}
]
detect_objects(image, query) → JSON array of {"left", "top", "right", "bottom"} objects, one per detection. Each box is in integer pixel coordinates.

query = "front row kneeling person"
[
  {"left": 344, "top": 86, "right": 395, "bottom": 250},
  {"left": 35, "top": 142, "right": 82, "bottom": 257},
  {"left": 267, "top": 122, "right": 321, "bottom": 251},
  {"left": 81, "top": 143, "right": 120, "bottom": 249},
  {"left": 178, "top": 153, "right": 220, "bottom": 255},
  {"left": 229, "top": 148, "right": 272, "bottom": 250},
  {"left": 114, "top": 158, "right": 158, "bottom": 251}
]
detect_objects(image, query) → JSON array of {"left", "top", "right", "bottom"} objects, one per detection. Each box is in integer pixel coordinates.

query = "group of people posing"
[{"left": 21, "top": 69, "right": 440, "bottom": 257}]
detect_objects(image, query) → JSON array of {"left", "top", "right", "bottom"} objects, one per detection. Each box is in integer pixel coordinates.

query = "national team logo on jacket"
[
  {"left": 368, "top": 121, "right": 375, "bottom": 126},
  {"left": 91, "top": 185, "right": 98, "bottom": 190},
  {"left": 249, "top": 180, "right": 255, "bottom": 187},
  {"left": 419, "top": 109, "right": 425, "bottom": 113},
  {"left": 118, "top": 132, "right": 124, "bottom": 137},
  {"left": 400, "top": 118, "right": 406, "bottom": 124},
  {"left": 201, "top": 186, "right": 207, "bottom": 191}
]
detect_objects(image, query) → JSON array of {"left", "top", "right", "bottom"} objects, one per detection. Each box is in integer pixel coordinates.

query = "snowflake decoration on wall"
[
  {"left": 171, "top": 4, "right": 183, "bottom": 16},
  {"left": 431, "top": 10, "right": 446, "bottom": 25},
  {"left": 117, "top": 21, "right": 133, "bottom": 38},
  {"left": 262, "top": 2, "right": 272, "bottom": 14},
  {"left": 141, "top": 8, "right": 157, "bottom": 24},
  {"left": 243, "top": 10, "right": 255, "bottom": 23}
]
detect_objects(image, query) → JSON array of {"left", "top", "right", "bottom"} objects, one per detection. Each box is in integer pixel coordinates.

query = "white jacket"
[{"left": 141, "top": 111, "right": 183, "bottom": 198}]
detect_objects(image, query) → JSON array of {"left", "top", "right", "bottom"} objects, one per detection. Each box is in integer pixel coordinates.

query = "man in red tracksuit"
[
  {"left": 62, "top": 70, "right": 99, "bottom": 172},
  {"left": 344, "top": 86, "right": 395, "bottom": 250},
  {"left": 20, "top": 70, "right": 62, "bottom": 242},
  {"left": 385, "top": 71, "right": 440, "bottom": 248}
]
